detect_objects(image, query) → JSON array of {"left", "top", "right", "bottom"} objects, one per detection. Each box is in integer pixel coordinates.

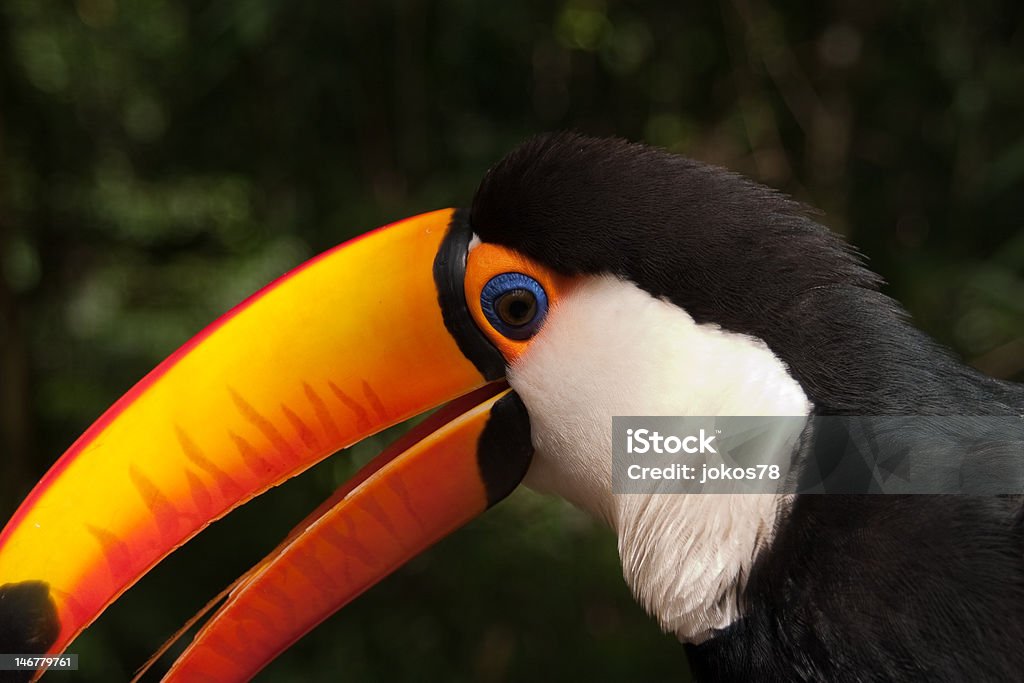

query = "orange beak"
[{"left": 0, "top": 209, "right": 532, "bottom": 681}]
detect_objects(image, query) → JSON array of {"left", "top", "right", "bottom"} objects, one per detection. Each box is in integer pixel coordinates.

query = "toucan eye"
[{"left": 480, "top": 272, "right": 548, "bottom": 340}]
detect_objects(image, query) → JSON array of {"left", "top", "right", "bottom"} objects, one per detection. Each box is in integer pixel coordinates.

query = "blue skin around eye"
[{"left": 480, "top": 272, "right": 549, "bottom": 340}]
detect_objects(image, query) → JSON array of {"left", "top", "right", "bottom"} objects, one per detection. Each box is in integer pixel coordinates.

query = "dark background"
[{"left": 1, "top": 1, "right": 1022, "bottom": 681}]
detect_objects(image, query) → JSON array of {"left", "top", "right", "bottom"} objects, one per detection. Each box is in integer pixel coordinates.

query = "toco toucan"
[{"left": 1, "top": 133, "right": 1022, "bottom": 682}]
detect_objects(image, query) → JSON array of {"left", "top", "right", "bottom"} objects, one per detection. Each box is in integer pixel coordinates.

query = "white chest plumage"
[{"left": 506, "top": 274, "right": 810, "bottom": 643}]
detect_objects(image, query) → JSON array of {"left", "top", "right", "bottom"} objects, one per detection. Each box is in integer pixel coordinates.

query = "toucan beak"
[{"left": 0, "top": 208, "right": 533, "bottom": 681}]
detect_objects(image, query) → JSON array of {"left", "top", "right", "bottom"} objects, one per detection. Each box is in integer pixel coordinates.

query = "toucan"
[{"left": 1, "top": 132, "right": 1022, "bottom": 682}]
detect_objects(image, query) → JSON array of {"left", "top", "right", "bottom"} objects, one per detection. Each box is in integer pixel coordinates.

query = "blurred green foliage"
[{"left": 0, "top": 1, "right": 1022, "bottom": 681}]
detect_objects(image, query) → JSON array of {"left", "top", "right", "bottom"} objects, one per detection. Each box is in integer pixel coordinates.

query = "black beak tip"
[{"left": 0, "top": 581, "right": 60, "bottom": 683}]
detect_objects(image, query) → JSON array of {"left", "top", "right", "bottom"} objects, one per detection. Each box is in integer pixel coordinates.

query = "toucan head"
[{"left": 0, "top": 132, "right": 882, "bottom": 680}]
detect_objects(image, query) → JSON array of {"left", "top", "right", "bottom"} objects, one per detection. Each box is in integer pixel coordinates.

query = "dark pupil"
[{"left": 496, "top": 289, "right": 536, "bottom": 326}]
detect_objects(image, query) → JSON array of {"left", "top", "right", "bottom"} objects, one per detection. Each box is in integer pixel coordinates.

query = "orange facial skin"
[{"left": 463, "top": 242, "right": 574, "bottom": 363}]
